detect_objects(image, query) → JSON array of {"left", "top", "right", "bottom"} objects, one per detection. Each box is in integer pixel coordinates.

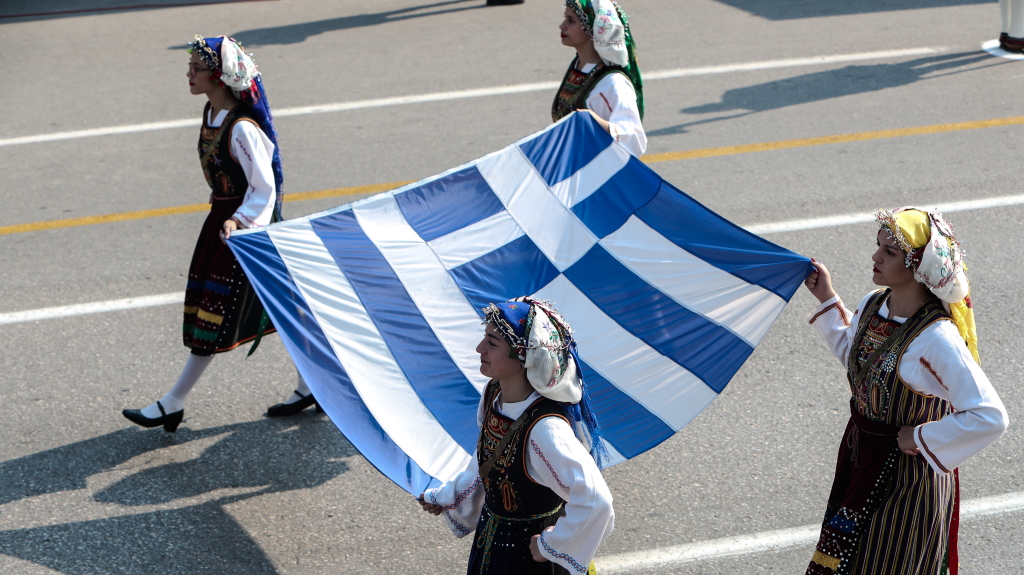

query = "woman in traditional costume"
[
  {"left": 122, "top": 35, "right": 317, "bottom": 432},
  {"left": 419, "top": 298, "right": 613, "bottom": 574},
  {"left": 555, "top": 0, "right": 646, "bottom": 157},
  {"left": 803, "top": 207, "right": 1008, "bottom": 575}
]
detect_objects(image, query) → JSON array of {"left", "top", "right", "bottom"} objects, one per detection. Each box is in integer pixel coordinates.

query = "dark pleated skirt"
[
  {"left": 182, "top": 196, "right": 274, "bottom": 356},
  {"left": 466, "top": 505, "right": 570, "bottom": 575}
]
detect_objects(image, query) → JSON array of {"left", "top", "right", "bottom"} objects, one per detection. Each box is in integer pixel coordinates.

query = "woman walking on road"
[
  {"left": 123, "top": 35, "right": 317, "bottom": 432},
  {"left": 554, "top": 0, "right": 646, "bottom": 157},
  {"left": 803, "top": 207, "right": 1007, "bottom": 574},
  {"left": 419, "top": 298, "right": 613, "bottom": 574}
]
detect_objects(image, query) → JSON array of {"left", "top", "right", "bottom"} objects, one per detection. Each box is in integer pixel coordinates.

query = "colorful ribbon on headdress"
[
  {"left": 189, "top": 35, "right": 284, "bottom": 217},
  {"left": 565, "top": 0, "right": 644, "bottom": 120},
  {"left": 482, "top": 297, "right": 608, "bottom": 466},
  {"left": 876, "top": 207, "right": 979, "bottom": 363}
]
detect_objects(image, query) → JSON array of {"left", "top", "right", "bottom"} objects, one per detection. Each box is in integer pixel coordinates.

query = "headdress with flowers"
[
  {"left": 482, "top": 297, "right": 608, "bottom": 467},
  {"left": 564, "top": 0, "right": 644, "bottom": 119},
  {"left": 876, "top": 207, "right": 979, "bottom": 363},
  {"left": 189, "top": 34, "right": 284, "bottom": 217}
]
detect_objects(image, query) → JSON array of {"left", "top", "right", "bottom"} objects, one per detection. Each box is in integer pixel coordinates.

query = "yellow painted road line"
[
  {"left": 0, "top": 181, "right": 413, "bottom": 236},
  {"left": 641, "top": 115, "right": 1024, "bottom": 163},
  {"left": 4, "top": 115, "right": 1024, "bottom": 237}
]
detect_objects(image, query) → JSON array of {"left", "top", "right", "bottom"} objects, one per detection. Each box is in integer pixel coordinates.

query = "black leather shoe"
[
  {"left": 122, "top": 401, "right": 184, "bottom": 433},
  {"left": 266, "top": 390, "right": 319, "bottom": 417}
]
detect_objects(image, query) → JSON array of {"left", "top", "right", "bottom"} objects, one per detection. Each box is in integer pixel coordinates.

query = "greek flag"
[{"left": 229, "top": 113, "right": 812, "bottom": 495}]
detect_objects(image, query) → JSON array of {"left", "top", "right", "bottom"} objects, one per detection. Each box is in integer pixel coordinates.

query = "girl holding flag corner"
[
  {"left": 122, "top": 35, "right": 317, "bottom": 433},
  {"left": 419, "top": 298, "right": 612, "bottom": 575},
  {"left": 555, "top": 0, "right": 646, "bottom": 157},
  {"left": 803, "top": 207, "right": 1007, "bottom": 575}
]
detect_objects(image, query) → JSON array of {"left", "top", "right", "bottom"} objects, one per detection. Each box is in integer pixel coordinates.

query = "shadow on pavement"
[
  {"left": 714, "top": 0, "right": 993, "bottom": 21},
  {"left": 0, "top": 0, "right": 275, "bottom": 22},
  {"left": 0, "top": 500, "right": 279, "bottom": 574},
  {"left": 159, "top": 0, "right": 486, "bottom": 49},
  {"left": 1, "top": 414, "right": 353, "bottom": 507},
  {"left": 95, "top": 415, "right": 353, "bottom": 505},
  {"left": 0, "top": 414, "right": 355, "bottom": 574},
  {"left": 649, "top": 51, "right": 1000, "bottom": 137}
]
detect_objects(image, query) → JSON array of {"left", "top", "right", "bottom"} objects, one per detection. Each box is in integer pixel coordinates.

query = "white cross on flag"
[{"left": 228, "top": 112, "right": 812, "bottom": 495}]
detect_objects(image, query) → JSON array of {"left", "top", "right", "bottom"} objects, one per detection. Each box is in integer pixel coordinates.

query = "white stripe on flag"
[
  {"left": 601, "top": 216, "right": 786, "bottom": 347},
  {"left": 599, "top": 439, "right": 628, "bottom": 468},
  {"left": 550, "top": 143, "right": 632, "bottom": 207},
  {"left": 352, "top": 195, "right": 492, "bottom": 391},
  {"left": 266, "top": 222, "right": 472, "bottom": 481},
  {"left": 429, "top": 210, "right": 526, "bottom": 271},
  {"left": 535, "top": 274, "right": 719, "bottom": 430},
  {"left": 477, "top": 147, "right": 598, "bottom": 272}
]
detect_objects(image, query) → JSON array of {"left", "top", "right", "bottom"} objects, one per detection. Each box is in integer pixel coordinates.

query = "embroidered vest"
[
  {"left": 846, "top": 289, "right": 953, "bottom": 427},
  {"left": 477, "top": 381, "right": 568, "bottom": 518},
  {"left": 198, "top": 103, "right": 256, "bottom": 200},
  {"left": 551, "top": 57, "right": 628, "bottom": 122}
]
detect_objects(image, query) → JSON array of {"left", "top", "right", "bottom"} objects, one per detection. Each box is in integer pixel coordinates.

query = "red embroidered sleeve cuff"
[
  {"left": 916, "top": 424, "right": 951, "bottom": 474},
  {"left": 808, "top": 299, "right": 848, "bottom": 326}
]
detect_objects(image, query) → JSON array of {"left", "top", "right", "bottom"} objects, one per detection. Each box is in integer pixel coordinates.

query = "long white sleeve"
[
  {"left": 528, "top": 417, "right": 614, "bottom": 574},
  {"left": 585, "top": 71, "right": 646, "bottom": 157},
  {"left": 423, "top": 459, "right": 485, "bottom": 538},
  {"left": 809, "top": 291, "right": 1008, "bottom": 474},
  {"left": 228, "top": 120, "right": 277, "bottom": 228},
  {"left": 807, "top": 293, "right": 859, "bottom": 366},
  {"left": 900, "top": 322, "right": 1008, "bottom": 473},
  {"left": 422, "top": 390, "right": 489, "bottom": 538}
]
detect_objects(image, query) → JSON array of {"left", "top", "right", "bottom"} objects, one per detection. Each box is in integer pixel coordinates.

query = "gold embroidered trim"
[
  {"left": 197, "top": 309, "right": 224, "bottom": 325},
  {"left": 811, "top": 550, "right": 840, "bottom": 570}
]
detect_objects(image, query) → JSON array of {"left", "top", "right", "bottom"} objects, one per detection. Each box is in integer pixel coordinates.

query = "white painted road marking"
[
  {"left": 0, "top": 47, "right": 939, "bottom": 148},
  {"left": 2, "top": 190, "right": 1022, "bottom": 327},
  {"left": 743, "top": 193, "right": 1024, "bottom": 235},
  {"left": 595, "top": 490, "right": 1024, "bottom": 573},
  {"left": 0, "top": 293, "right": 183, "bottom": 326}
]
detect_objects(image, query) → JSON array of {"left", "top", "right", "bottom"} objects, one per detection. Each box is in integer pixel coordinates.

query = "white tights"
[
  {"left": 140, "top": 353, "right": 214, "bottom": 417},
  {"left": 139, "top": 355, "right": 310, "bottom": 417}
]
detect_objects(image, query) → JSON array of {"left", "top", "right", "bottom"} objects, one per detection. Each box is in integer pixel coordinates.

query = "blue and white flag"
[{"left": 229, "top": 113, "right": 812, "bottom": 496}]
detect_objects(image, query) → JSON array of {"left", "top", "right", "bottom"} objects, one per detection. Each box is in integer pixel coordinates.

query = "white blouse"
[
  {"left": 207, "top": 107, "right": 277, "bottom": 228},
  {"left": 809, "top": 292, "right": 1008, "bottom": 474},
  {"left": 579, "top": 62, "right": 647, "bottom": 158},
  {"left": 423, "top": 390, "right": 614, "bottom": 574}
]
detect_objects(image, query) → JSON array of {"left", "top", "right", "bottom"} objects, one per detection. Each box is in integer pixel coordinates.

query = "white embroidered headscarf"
[
  {"left": 189, "top": 35, "right": 260, "bottom": 95},
  {"left": 567, "top": 0, "right": 629, "bottom": 67},
  {"left": 482, "top": 298, "right": 583, "bottom": 403},
  {"left": 876, "top": 207, "right": 979, "bottom": 363}
]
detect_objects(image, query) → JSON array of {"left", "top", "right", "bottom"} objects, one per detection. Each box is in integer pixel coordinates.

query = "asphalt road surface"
[{"left": 1, "top": 0, "right": 1023, "bottom": 573}]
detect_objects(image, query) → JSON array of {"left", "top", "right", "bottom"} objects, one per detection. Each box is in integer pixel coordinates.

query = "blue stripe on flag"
[
  {"left": 228, "top": 231, "right": 434, "bottom": 494},
  {"left": 309, "top": 212, "right": 481, "bottom": 452},
  {"left": 577, "top": 359, "right": 675, "bottom": 459},
  {"left": 564, "top": 244, "right": 752, "bottom": 393},
  {"left": 635, "top": 183, "right": 814, "bottom": 301},
  {"left": 519, "top": 112, "right": 611, "bottom": 187},
  {"left": 394, "top": 166, "right": 505, "bottom": 242},
  {"left": 572, "top": 156, "right": 663, "bottom": 238},
  {"left": 448, "top": 234, "right": 560, "bottom": 311}
]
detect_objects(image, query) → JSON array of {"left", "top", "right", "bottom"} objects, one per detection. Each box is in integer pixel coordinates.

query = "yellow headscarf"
[{"left": 878, "top": 208, "right": 979, "bottom": 364}]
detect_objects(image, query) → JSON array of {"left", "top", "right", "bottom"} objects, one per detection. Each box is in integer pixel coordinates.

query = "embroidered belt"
[{"left": 476, "top": 501, "right": 564, "bottom": 573}]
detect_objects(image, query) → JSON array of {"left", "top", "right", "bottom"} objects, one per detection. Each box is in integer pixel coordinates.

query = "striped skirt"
[{"left": 808, "top": 406, "right": 957, "bottom": 575}]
